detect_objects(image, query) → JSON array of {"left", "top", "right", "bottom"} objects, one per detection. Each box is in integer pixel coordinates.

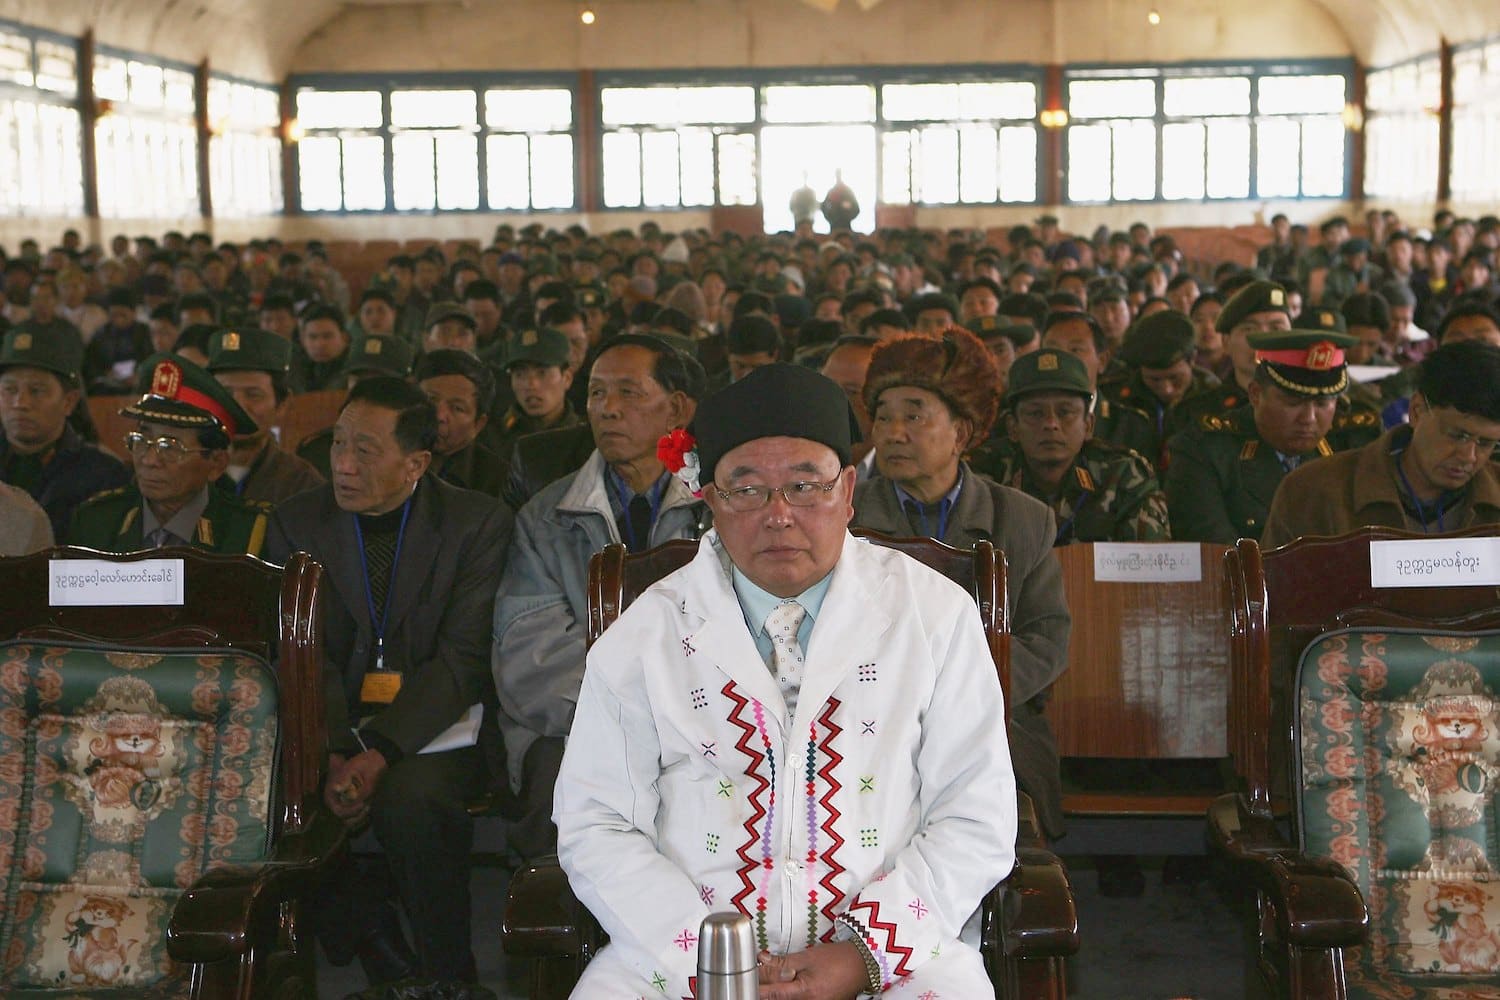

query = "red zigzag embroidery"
[
  {"left": 815, "top": 697, "right": 847, "bottom": 937},
  {"left": 722, "top": 680, "right": 769, "bottom": 920},
  {"left": 846, "top": 897, "right": 916, "bottom": 980}
]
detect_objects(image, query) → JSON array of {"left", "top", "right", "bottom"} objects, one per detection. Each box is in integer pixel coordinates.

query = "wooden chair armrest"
[
  {"left": 165, "top": 808, "right": 348, "bottom": 964},
  {"left": 1207, "top": 794, "right": 1368, "bottom": 949},
  {"left": 503, "top": 856, "right": 604, "bottom": 959},
  {"left": 983, "top": 846, "right": 1080, "bottom": 961}
]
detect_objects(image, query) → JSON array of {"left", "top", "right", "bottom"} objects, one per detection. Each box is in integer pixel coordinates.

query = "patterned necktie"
[{"left": 763, "top": 600, "right": 808, "bottom": 712}]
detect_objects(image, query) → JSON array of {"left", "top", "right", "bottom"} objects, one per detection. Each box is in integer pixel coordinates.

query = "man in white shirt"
[{"left": 555, "top": 363, "right": 1016, "bottom": 997}]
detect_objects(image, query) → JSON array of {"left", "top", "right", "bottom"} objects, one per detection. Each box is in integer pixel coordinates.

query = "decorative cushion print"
[
  {"left": 0, "top": 643, "right": 278, "bottom": 990},
  {"left": 1299, "top": 630, "right": 1500, "bottom": 991}
]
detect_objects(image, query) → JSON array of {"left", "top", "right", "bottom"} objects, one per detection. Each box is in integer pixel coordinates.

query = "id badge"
[{"left": 360, "top": 671, "right": 403, "bottom": 704}]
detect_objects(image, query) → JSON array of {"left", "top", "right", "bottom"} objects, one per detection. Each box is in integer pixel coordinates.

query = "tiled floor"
[{"left": 316, "top": 853, "right": 1245, "bottom": 1000}]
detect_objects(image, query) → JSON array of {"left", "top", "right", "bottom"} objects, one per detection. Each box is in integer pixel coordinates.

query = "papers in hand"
[{"left": 418, "top": 703, "right": 483, "bottom": 755}]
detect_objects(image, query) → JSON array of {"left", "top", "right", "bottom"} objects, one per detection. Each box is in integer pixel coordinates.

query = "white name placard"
[
  {"left": 1093, "top": 543, "right": 1203, "bottom": 583},
  {"left": 1370, "top": 538, "right": 1500, "bottom": 588},
  {"left": 49, "top": 559, "right": 185, "bottom": 607}
]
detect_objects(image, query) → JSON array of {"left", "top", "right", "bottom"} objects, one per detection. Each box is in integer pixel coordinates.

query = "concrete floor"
[{"left": 315, "top": 846, "right": 1246, "bottom": 999}]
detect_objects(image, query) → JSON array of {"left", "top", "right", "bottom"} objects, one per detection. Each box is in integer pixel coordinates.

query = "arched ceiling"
[{"left": 7, "top": 0, "right": 1500, "bottom": 82}]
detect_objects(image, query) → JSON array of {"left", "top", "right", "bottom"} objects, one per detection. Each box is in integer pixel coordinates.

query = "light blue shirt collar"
[{"left": 730, "top": 564, "right": 833, "bottom": 664}]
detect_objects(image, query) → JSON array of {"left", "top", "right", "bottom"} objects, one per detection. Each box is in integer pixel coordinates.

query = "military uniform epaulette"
[
  {"left": 77, "top": 485, "right": 131, "bottom": 506},
  {"left": 1334, "top": 408, "right": 1379, "bottom": 429},
  {"left": 1198, "top": 412, "right": 1243, "bottom": 433}
]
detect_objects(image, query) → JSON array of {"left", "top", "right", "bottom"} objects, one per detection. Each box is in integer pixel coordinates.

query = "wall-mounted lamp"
[
  {"left": 94, "top": 98, "right": 115, "bottom": 119},
  {"left": 283, "top": 118, "right": 305, "bottom": 144},
  {"left": 1341, "top": 102, "right": 1364, "bottom": 133},
  {"left": 580, "top": 7, "right": 596, "bottom": 24},
  {"left": 1147, "top": 8, "right": 1161, "bottom": 26},
  {"left": 1040, "top": 107, "right": 1070, "bottom": 129}
]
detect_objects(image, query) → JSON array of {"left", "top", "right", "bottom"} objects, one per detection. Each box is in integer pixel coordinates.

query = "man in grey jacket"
[{"left": 494, "top": 334, "right": 710, "bottom": 857}]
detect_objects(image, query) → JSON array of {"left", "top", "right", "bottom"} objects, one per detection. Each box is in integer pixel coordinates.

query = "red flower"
[{"left": 657, "top": 429, "right": 697, "bottom": 473}]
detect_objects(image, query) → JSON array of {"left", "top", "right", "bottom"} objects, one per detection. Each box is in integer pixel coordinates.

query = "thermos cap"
[{"left": 698, "top": 911, "right": 757, "bottom": 975}]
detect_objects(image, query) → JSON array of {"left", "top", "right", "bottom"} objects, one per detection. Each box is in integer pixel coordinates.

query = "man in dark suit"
[{"left": 264, "top": 377, "right": 513, "bottom": 986}]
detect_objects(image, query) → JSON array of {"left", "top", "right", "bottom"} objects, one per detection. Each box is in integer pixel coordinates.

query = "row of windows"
[
  {"left": 0, "top": 23, "right": 284, "bottom": 220},
  {"left": 1452, "top": 41, "right": 1500, "bottom": 202}
]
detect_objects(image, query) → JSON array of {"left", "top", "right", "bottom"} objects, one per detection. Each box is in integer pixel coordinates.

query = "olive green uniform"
[
  {"left": 68, "top": 483, "right": 269, "bottom": 556},
  {"left": 1170, "top": 378, "right": 1383, "bottom": 451},
  {"left": 1164, "top": 406, "right": 1336, "bottom": 544},
  {"left": 1098, "top": 367, "right": 1220, "bottom": 470},
  {"left": 974, "top": 438, "right": 1171, "bottom": 544}
]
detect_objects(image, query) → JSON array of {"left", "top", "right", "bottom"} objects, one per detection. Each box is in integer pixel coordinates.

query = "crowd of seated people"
[{"left": 1, "top": 207, "right": 1499, "bottom": 989}]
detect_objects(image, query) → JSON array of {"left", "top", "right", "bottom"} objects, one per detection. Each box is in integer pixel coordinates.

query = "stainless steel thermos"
[{"left": 696, "top": 912, "right": 758, "bottom": 999}]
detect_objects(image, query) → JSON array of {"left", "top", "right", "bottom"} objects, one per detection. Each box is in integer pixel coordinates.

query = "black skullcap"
[{"left": 692, "top": 363, "right": 853, "bottom": 485}]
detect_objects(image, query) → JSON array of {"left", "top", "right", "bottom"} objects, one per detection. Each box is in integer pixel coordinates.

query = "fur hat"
[{"left": 863, "top": 326, "right": 1001, "bottom": 449}]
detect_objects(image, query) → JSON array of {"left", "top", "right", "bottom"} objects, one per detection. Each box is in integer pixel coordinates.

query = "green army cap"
[
  {"left": 425, "top": 301, "right": 476, "bottom": 330},
  {"left": 122, "top": 353, "right": 257, "bottom": 437},
  {"left": 0, "top": 328, "right": 83, "bottom": 384},
  {"left": 575, "top": 285, "right": 605, "bottom": 309},
  {"left": 343, "top": 335, "right": 414, "bottom": 378},
  {"left": 1006, "top": 348, "right": 1093, "bottom": 406},
  {"left": 207, "top": 327, "right": 291, "bottom": 375},
  {"left": 504, "top": 327, "right": 571, "bottom": 371},
  {"left": 1248, "top": 328, "right": 1357, "bottom": 396},
  {"left": 527, "top": 255, "right": 560, "bottom": 277},
  {"left": 964, "top": 315, "right": 1001, "bottom": 336},
  {"left": 1119, "top": 310, "right": 1195, "bottom": 369},
  {"left": 1216, "top": 280, "right": 1290, "bottom": 334},
  {"left": 1294, "top": 306, "right": 1348, "bottom": 335}
]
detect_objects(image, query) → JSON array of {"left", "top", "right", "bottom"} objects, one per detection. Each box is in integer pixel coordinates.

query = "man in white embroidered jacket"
[{"left": 555, "top": 363, "right": 1017, "bottom": 998}]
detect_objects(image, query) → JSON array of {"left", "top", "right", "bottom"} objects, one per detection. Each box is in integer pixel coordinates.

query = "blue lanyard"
[
  {"left": 353, "top": 496, "right": 413, "bottom": 671},
  {"left": 608, "top": 472, "right": 663, "bottom": 551},
  {"left": 1053, "top": 490, "right": 1092, "bottom": 546},
  {"left": 1396, "top": 461, "right": 1446, "bottom": 534}
]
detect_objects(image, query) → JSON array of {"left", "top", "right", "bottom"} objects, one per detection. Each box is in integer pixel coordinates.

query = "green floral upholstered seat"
[
  {"left": 0, "top": 642, "right": 278, "bottom": 997},
  {"left": 1299, "top": 628, "right": 1500, "bottom": 1000}
]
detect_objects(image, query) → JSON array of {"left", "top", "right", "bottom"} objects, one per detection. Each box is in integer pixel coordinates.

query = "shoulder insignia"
[
  {"left": 246, "top": 513, "right": 268, "bottom": 556},
  {"left": 198, "top": 517, "right": 214, "bottom": 547},
  {"left": 1317, "top": 439, "right": 1333, "bottom": 457},
  {"left": 1098, "top": 400, "right": 1112, "bottom": 418},
  {"left": 117, "top": 506, "right": 138, "bottom": 537},
  {"left": 86, "top": 485, "right": 130, "bottom": 504},
  {"left": 1240, "top": 440, "right": 1259, "bottom": 461},
  {"left": 1074, "top": 466, "right": 1096, "bottom": 492},
  {"left": 1200, "top": 414, "right": 1228, "bottom": 431}
]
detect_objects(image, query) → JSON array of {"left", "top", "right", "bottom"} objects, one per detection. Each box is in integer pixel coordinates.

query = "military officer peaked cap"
[
  {"left": 207, "top": 327, "right": 291, "bottom": 375},
  {"left": 0, "top": 328, "right": 83, "bottom": 384},
  {"left": 1217, "top": 280, "right": 1291, "bottom": 334},
  {"left": 1248, "top": 328, "right": 1357, "bottom": 397},
  {"left": 122, "top": 354, "right": 257, "bottom": 437}
]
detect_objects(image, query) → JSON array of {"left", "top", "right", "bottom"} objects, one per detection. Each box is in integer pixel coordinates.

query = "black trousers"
[
  {"left": 315, "top": 747, "right": 484, "bottom": 982},
  {"left": 507, "top": 735, "right": 565, "bottom": 861}
]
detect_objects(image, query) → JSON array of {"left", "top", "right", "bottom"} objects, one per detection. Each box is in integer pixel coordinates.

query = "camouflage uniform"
[{"left": 975, "top": 438, "right": 1170, "bottom": 544}]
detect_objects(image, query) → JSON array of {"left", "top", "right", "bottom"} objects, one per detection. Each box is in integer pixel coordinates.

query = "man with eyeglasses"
[
  {"left": 555, "top": 362, "right": 1015, "bottom": 997},
  {"left": 978, "top": 348, "right": 1169, "bottom": 544},
  {"left": 493, "top": 334, "right": 710, "bottom": 859},
  {"left": 0, "top": 329, "right": 129, "bottom": 539},
  {"left": 1261, "top": 341, "right": 1500, "bottom": 548},
  {"left": 68, "top": 355, "right": 270, "bottom": 554}
]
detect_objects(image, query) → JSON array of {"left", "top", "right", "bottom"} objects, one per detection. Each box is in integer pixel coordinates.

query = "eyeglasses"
[
  {"left": 123, "top": 432, "right": 211, "bottom": 462},
  {"left": 1440, "top": 425, "right": 1500, "bottom": 456},
  {"left": 711, "top": 477, "right": 841, "bottom": 512}
]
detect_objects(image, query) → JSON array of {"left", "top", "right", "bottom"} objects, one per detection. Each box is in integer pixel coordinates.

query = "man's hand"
[
  {"left": 324, "top": 749, "right": 389, "bottom": 825},
  {"left": 757, "top": 943, "right": 869, "bottom": 999}
]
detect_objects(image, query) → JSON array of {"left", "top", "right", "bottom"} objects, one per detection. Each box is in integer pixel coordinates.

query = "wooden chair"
[
  {"left": 0, "top": 546, "right": 344, "bottom": 999},
  {"left": 504, "top": 531, "right": 1079, "bottom": 1000},
  {"left": 1047, "top": 542, "right": 1232, "bottom": 850},
  {"left": 1212, "top": 528, "right": 1500, "bottom": 999}
]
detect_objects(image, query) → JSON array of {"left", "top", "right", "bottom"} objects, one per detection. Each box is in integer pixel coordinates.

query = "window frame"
[
  {"left": 207, "top": 70, "right": 284, "bottom": 218},
  {"left": 0, "top": 18, "right": 84, "bottom": 218},
  {"left": 593, "top": 63, "right": 1044, "bottom": 216},
  {"left": 288, "top": 70, "right": 579, "bottom": 215},
  {"left": 92, "top": 42, "right": 201, "bottom": 220},
  {"left": 1062, "top": 57, "right": 1355, "bottom": 205},
  {"left": 1363, "top": 51, "right": 1442, "bottom": 203},
  {"left": 1449, "top": 35, "right": 1500, "bottom": 204}
]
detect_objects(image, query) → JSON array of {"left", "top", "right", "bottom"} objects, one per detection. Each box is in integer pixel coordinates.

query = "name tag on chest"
[{"left": 361, "top": 672, "right": 403, "bottom": 703}]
